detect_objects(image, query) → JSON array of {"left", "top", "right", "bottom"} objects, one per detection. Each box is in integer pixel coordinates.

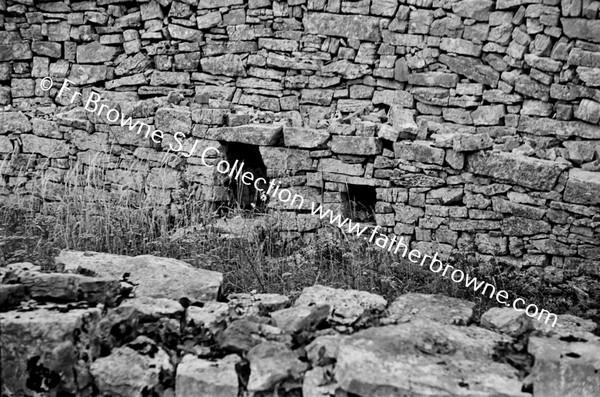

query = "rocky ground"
[{"left": 1, "top": 250, "right": 599, "bottom": 397}]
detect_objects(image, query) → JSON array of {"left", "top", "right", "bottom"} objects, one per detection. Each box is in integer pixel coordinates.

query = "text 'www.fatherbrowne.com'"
[{"left": 51, "top": 80, "right": 558, "bottom": 328}]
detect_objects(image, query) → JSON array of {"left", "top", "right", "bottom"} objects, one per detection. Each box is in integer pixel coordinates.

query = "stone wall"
[{"left": 1, "top": 1, "right": 600, "bottom": 288}]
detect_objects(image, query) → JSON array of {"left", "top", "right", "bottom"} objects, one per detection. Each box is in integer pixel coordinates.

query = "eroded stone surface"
[
  {"left": 175, "top": 354, "right": 240, "bottom": 397},
  {"left": 385, "top": 293, "right": 475, "bottom": 325},
  {"left": 467, "top": 152, "right": 567, "bottom": 191},
  {"left": 294, "top": 285, "right": 387, "bottom": 325},
  {"left": 528, "top": 337, "right": 600, "bottom": 397},
  {"left": 335, "top": 320, "right": 527, "bottom": 397},
  {"left": 90, "top": 336, "right": 174, "bottom": 397},
  {"left": 1, "top": 307, "right": 101, "bottom": 396},
  {"left": 247, "top": 342, "right": 308, "bottom": 392},
  {"left": 55, "top": 250, "right": 223, "bottom": 302}
]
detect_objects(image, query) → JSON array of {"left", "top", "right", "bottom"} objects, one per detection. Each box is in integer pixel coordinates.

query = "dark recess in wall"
[
  {"left": 223, "top": 142, "right": 268, "bottom": 212},
  {"left": 347, "top": 184, "right": 376, "bottom": 223}
]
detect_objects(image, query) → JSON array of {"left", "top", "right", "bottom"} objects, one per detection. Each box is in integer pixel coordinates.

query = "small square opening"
[{"left": 346, "top": 184, "right": 376, "bottom": 223}]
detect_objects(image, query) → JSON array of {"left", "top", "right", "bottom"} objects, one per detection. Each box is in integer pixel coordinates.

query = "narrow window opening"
[
  {"left": 223, "top": 142, "right": 269, "bottom": 213},
  {"left": 346, "top": 184, "right": 376, "bottom": 223}
]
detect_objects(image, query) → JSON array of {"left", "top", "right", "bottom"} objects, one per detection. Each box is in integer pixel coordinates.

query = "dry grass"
[{"left": 1, "top": 154, "right": 597, "bottom": 324}]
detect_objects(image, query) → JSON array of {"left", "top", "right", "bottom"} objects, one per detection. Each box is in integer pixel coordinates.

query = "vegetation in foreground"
[{"left": 0, "top": 158, "right": 598, "bottom": 325}]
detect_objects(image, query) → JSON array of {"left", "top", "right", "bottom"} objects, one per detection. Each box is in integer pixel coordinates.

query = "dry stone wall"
[{"left": 1, "top": 1, "right": 600, "bottom": 288}]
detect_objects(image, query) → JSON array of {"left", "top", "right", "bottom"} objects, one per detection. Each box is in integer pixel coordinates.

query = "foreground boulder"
[
  {"left": 334, "top": 319, "right": 529, "bottom": 397},
  {"left": 528, "top": 337, "right": 600, "bottom": 397},
  {"left": 55, "top": 250, "right": 222, "bottom": 302},
  {"left": 175, "top": 354, "right": 240, "bottom": 397},
  {"left": 294, "top": 285, "right": 387, "bottom": 325},
  {"left": 1, "top": 250, "right": 599, "bottom": 397},
  {"left": 0, "top": 307, "right": 101, "bottom": 396},
  {"left": 90, "top": 336, "right": 174, "bottom": 397}
]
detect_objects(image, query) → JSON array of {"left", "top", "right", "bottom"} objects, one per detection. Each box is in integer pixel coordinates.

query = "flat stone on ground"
[
  {"left": 90, "top": 336, "right": 173, "bottom": 397},
  {"left": 1, "top": 307, "right": 101, "bottom": 396},
  {"left": 480, "top": 307, "right": 534, "bottom": 337},
  {"left": 294, "top": 285, "right": 387, "bottom": 325},
  {"left": 175, "top": 354, "right": 240, "bottom": 397},
  {"left": 528, "top": 336, "right": 600, "bottom": 397},
  {"left": 385, "top": 293, "right": 475, "bottom": 325},
  {"left": 247, "top": 342, "right": 308, "bottom": 392},
  {"left": 335, "top": 320, "right": 527, "bottom": 397},
  {"left": 55, "top": 250, "right": 223, "bottom": 302}
]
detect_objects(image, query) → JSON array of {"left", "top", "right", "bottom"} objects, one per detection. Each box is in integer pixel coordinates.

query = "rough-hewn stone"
[
  {"left": 55, "top": 250, "right": 223, "bottom": 302},
  {"left": 468, "top": 152, "right": 566, "bottom": 191}
]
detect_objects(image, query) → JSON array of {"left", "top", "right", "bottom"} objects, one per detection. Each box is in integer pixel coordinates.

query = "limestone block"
[
  {"left": 205, "top": 124, "right": 282, "bottom": 145},
  {"left": 155, "top": 107, "right": 192, "bottom": 134},
  {"left": 91, "top": 336, "right": 173, "bottom": 397},
  {"left": 76, "top": 42, "right": 118, "bottom": 64},
  {"left": 331, "top": 136, "right": 382, "bottom": 155},
  {"left": 201, "top": 54, "right": 246, "bottom": 76},
  {"left": 176, "top": 354, "right": 239, "bottom": 397},
  {"left": 335, "top": 320, "right": 527, "bottom": 397},
  {"left": 528, "top": 337, "right": 600, "bottom": 397},
  {"left": 168, "top": 24, "right": 203, "bottom": 42},
  {"left": 0, "top": 111, "right": 32, "bottom": 134},
  {"left": 394, "top": 140, "right": 445, "bottom": 165},
  {"left": 1, "top": 308, "right": 101, "bottom": 396},
  {"left": 304, "top": 12, "right": 382, "bottom": 41},
  {"left": 21, "top": 135, "right": 69, "bottom": 158},
  {"left": 68, "top": 65, "right": 108, "bottom": 85},
  {"left": 247, "top": 342, "right": 308, "bottom": 392},
  {"left": 452, "top": 0, "right": 493, "bottom": 21},
  {"left": 563, "top": 168, "right": 600, "bottom": 205},
  {"left": 574, "top": 99, "right": 600, "bottom": 124},
  {"left": 467, "top": 151, "right": 566, "bottom": 190},
  {"left": 198, "top": 0, "right": 243, "bottom": 8},
  {"left": 385, "top": 293, "right": 475, "bottom": 325},
  {"left": 294, "top": 285, "right": 387, "bottom": 325},
  {"left": 55, "top": 250, "right": 223, "bottom": 302},
  {"left": 562, "top": 18, "right": 600, "bottom": 43},
  {"left": 283, "top": 127, "right": 329, "bottom": 148}
]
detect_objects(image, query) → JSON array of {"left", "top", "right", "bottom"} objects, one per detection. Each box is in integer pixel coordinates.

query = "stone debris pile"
[
  {"left": 1, "top": 250, "right": 599, "bottom": 396},
  {"left": 1, "top": 0, "right": 600, "bottom": 309}
]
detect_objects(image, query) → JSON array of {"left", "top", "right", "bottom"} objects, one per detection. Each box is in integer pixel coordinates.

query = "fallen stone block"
[
  {"left": 480, "top": 307, "right": 534, "bottom": 337},
  {"left": 528, "top": 336, "right": 600, "bottom": 397},
  {"left": 176, "top": 354, "right": 240, "bottom": 397},
  {"left": 270, "top": 304, "right": 330, "bottom": 333},
  {"left": 1, "top": 307, "right": 101, "bottom": 396},
  {"left": 0, "top": 284, "right": 28, "bottom": 309},
  {"left": 55, "top": 250, "right": 223, "bottom": 302},
  {"left": 294, "top": 285, "right": 387, "bottom": 325},
  {"left": 186, "top": 301, "right": 229, "bottom": 333},
  {"left": 335, "top": 320, "right": 526, "bottom": 397},
  {"left": 19, "top": 271, "right": 121, "bottom": 305},
  {"left": 90, "top": 336, "right": 174, "bottom": 397},
  {"left": 384, "top": 293, "right": 475, "bottom": 325},
  {"left": 219, "top": 318, "right": 292, "bottom": 354},
  {"left": 247, "top": 342, "right": 308, "bottom": 392}
]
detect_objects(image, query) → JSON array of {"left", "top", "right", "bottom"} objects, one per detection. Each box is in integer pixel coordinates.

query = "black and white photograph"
[{"left": 1, "top": 0, "right": 599, "bottom": 395}]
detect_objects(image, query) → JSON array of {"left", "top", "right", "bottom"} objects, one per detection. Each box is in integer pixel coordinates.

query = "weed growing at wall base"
[
  {"left": 36, "top": 78, "right": 558, "bottom": 327},
  {"left": 199, "top": 146, "right": 559, "bottom": 328}
]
